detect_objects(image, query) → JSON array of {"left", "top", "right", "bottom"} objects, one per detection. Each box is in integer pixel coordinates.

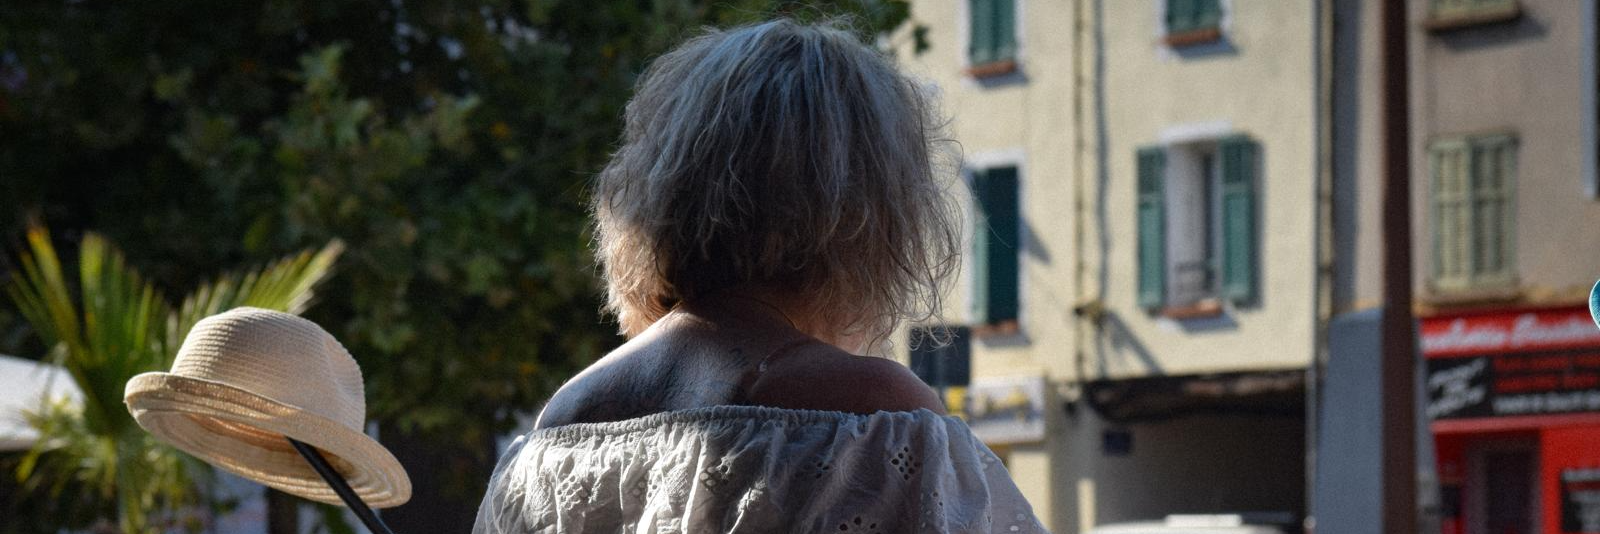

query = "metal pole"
[
  {"left": 1380, "top": 0, "right": 1417, "bottom": 532},
  {"left": 288, "top": 438, "right": 398, "bottom": 534}
]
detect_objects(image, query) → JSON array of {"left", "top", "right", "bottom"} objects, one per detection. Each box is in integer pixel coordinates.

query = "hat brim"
[{"left": 125, "top": 373, "right": 411, "bottom": 508}]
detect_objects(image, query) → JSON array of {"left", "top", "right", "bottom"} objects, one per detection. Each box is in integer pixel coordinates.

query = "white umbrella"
[{"left": 0, "top": 354, "right": 83, "bottom": 451}]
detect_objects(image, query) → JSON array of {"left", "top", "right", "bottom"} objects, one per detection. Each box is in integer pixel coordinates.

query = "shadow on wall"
[
  {"left": 1095, "top": 311, "right": 1166, "bottom": 378},
  {"left": 1169, "top": 36, "right": 1239, "bottom": 60},
  {"left": 1431, "top": 12, "right": 1549, "bottom": 52},
  {"left": 1023, "top": 218, "right": 1052, "bottom": 265}
]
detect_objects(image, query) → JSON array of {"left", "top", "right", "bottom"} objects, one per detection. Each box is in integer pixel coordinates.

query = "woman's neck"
[{"left": 673, "top": 289, "right": 868, "bottom": 354}]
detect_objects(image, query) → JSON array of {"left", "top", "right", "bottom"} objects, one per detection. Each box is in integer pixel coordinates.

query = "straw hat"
[{"left": 125, "top": 307, "right": 411, "bottom": 508}]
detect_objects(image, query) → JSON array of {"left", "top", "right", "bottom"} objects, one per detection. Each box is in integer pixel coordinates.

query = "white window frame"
[
  {"left": 1163, "top": 141, "right": 1225, "bottom": 308},
  {"left": 964, "top": 148, "right": 1030, "bottom": 342},
  {"left": 1151, "top": 121, "right": 1243, "bottom": 314},
  {"left": 1428, "top": 134, "right": 1518, "bottom": 292},
  {"left": 958, "top": 0, "right": 1027, "bottom": 78},
  {"left": 1154, "top": 0, "right": 1233, "bottom": 55}
]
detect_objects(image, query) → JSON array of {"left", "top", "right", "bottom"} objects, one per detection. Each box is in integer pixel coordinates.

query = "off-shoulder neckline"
[{"left": 526, "top": 404, "right": 957, "bottom": 441}]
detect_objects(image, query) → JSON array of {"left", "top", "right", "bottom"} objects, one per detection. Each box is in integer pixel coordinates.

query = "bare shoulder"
[
  {"left": 745, "top": 342, "right": 947, "bottom": 415},
  {"left": 532, "top": 343, "right": 658, "bottom": 430}
]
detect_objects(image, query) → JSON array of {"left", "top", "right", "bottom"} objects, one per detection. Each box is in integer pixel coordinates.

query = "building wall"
[
  {"left": 896, "top": 2, "right": 1323, "bottom": 532},
  {"left": 1073, "top": 413, "right": 1306, "bottom": 526},
  {"left": 1092, "top": 0, "right": 1321, "bottom": 378},
  {"left": 894, "top": 1, "right": 1083, "bottom": 529},
  {"left": 1330, "top": 0, "right": 1390, "bottom": 314},
  {"left": 1408, "top": 0, "right": 1600, "bottom": 306},
  {"left": 894, "top": 0, "right": 1084, "bottom": 382}
]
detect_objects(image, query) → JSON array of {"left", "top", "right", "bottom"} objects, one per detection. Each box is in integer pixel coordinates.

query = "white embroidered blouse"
[{"left": 473, "top": 406, "right": 1048, "bottom": 533}]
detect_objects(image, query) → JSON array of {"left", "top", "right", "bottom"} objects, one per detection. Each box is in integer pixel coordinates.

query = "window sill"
[
  {"left": 971, "top": 319, "right": 1020, "bottom": 338},
  {"left": 1162, "top": 27, "right": 1222, "bottom": 48},
  {"left": 1424, "top": 4, "right": 1521, "bottom": 32},
  {"left": 966, "top": 59, "right": 1018, "bottom": 80},
  {"left": 1159, "top": 299, "right": 1224, "bottom": 320},
  {"left": 1419, "top": 284, "right": 1523, "bottom": 308}
]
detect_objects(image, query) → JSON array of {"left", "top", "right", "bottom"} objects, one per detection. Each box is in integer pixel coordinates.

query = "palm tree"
[{"left": 5, "top": 225, "right": 343, "bottom": 533}]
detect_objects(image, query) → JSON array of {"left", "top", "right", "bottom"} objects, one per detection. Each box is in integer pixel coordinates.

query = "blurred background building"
[{"left": 896, "top": 1, "right": 1600, "bottom": 533}]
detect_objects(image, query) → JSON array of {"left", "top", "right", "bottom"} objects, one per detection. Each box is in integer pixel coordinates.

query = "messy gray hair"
[{"left": 592, "top": 18, "right": 960, "bottom": 345}]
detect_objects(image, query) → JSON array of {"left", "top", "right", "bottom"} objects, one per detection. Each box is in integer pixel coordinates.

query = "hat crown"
[{"left": 171, "top": 308, "right": 365, "bottom": 430}]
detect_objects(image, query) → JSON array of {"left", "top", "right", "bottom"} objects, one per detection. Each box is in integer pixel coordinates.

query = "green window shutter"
[
  {"left": 1218, "top": 136, "right": 1258, "bottom": 305},
  {"left": 1166, "top": 0, "right": 1192, "bottom": 31},
  {"left": 1168, "top": 0, "right": 1222, "bottom": 33},
  {"left": 1429, "top": 134, "right": 1516, "bottom": 291},
  {"left": 1470, "top": 134, "right": 1517, "bottom": 283},
  {"left": 970, "top": 169, "right": 991, "bottom": 320},
  {"left": 969, "top": 0, "right": 995, "bottom": 65},
  {"left": 1136, "top": 147, "right": 1167, "bottom": 309},
  {"left": 974, "top": 166, "right": 1019, "bottom": 324},
  {"left": 1196, "top": 0, "right": 1223, "bottom": 30},
  {"left": 1430, "top": 139, "right": 1471, "bottom": 286},
  {"left": 993, "top": 0, "right": 1016, "bottom": 62}
]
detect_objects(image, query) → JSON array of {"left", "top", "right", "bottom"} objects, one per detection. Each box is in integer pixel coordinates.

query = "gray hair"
[{"left": 592, "top": 18, "right": 960, "bottom": 346}]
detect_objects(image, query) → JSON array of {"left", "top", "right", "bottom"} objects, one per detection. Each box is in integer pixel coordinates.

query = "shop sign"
[
  {"left": 962, "top": 375, "right": 1046, "bottom": 444},
  {"left": 1423, "top": 308, "right": 1600, "bottom": 421},
  {"left": 1562, "top": 467, "right": 1600, "bottom": 533},
  {"left": 1421, "top": 308, "right": 1600, "bottom": 358}
]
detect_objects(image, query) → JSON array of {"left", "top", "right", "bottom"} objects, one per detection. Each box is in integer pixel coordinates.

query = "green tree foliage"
[
  {"left": 1, "top": 0, "right": 917, "bottom": 527},
  {"left": 4, "top": 226, "right": 341, "bottom": 533}
]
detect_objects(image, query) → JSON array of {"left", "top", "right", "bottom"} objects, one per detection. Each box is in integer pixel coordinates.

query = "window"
[
  {"left": 1426, "top": 0, "right": 1521, "bottom": 30},
  {"left": 972, "top": 166, "right": 1019, "bottom": 327},
  {"left": 1136, "top": 137, "right": 1258, "bottom": 315},
  {"left": 1164, "top": 0, "right": 1223, "bottom": 46},
  {"left": 1430, "top": 134, "right": 1517, "bottom": 292},
  {"left": 967, "top": 0, "right": 1016, "bottom": 73}
]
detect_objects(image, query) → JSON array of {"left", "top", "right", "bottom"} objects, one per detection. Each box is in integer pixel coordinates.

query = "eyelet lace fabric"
[{"left": 473, "top": 406, "right": 1048, "bottom": 534}]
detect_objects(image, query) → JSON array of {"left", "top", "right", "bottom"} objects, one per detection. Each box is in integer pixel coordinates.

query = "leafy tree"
[
  {"left": 4, "top": 226, "right": 340, "bottom": 533},
  {"left": 1, "top": 0, "right": 919, "bottom": 529}
]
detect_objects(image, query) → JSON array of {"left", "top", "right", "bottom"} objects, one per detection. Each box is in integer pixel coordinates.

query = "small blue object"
[{"left": 1591, "top": 279, "right": 1600, "bottom": 330}]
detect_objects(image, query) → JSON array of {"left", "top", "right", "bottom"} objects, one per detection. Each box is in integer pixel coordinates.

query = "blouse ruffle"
[{"left": 473, "top": 405, "right": 1047, "bottom": 534}]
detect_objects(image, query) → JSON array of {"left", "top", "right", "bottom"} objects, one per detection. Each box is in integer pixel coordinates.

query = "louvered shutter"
[
  {"left": 993, "top": 0, "right": 1016, "bottom": 61},
  {"left": 1430, "top": 139, "right": 1471, "bottom": 286},
  {"left": 1219, "top": 136, "right": 1258, "bottom": 304},
  {"left": 969, "top": 0, "right": 995, "bottom": 65},
  {"left": 1167, "top": 0, "right": 1194, "bottom": 31},
  {"left": 1195, "top": 0, "right": 1223, "bottom": 30},
  {"left": 975, "top": 167, "right": 1020, "bottom": 324},
  {"left": 1137, "top": 147, "right": 1167, "bottom": 309},
  {"left": 1168, "top": 0, "right": 1222, "bottom": 33},
  {"left": 1471, "top": 134, "right": 1516, "bottom": 283},
  {"left": 971, "top": 168, "right": 991, "bottom": 319}
]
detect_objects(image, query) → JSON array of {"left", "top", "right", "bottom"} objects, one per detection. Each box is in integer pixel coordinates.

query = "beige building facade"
[
  {"left": 895, "top": 0, "right": 1600, "bottom": 532},
  {"left": 895, "top": 1, "right": 1330, "bottom": 532},
  {"left": 1395, "top": 2, "right": 1600, "bottom": 533}
]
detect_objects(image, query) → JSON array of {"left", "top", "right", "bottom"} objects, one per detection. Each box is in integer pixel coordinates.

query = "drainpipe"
[{"left": 1309, "top": 0, "right": 1336, "bottom": 529}]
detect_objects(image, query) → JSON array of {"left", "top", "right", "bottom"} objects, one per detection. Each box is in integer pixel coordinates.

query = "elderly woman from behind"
[{"left": 474, "top": 19, "right": 1047, "bottom": 534}]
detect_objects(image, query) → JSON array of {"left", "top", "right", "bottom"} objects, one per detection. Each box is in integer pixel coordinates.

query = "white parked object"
[{"left": 0, "top": 354, "right": 83, "bottom": 451}]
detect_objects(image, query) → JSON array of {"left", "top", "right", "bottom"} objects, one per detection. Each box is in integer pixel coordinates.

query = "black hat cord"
[{"left": 287, "top": 438, "right": 397, "bottom": 534}]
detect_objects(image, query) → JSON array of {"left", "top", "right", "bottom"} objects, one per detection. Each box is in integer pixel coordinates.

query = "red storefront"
[{"left": 1424, "top": 306, "right": 1600, "bottom": 534}]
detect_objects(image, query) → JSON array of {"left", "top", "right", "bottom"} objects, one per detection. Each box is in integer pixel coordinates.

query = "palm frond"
[
  {"left": 76, "top": 234, "right": 171, "bottom": 436},
  {"left": 5, "top": 227, "right": 84, "bottom": 365},
  {"left": 167, "top": 240, "right": 344, "bottom": 360},
  {"left": 6, "top": 226, "right": 345, "bottom": 533},
  {"left": 5, "top": 228, "right": 168, "bottom": 436}
]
